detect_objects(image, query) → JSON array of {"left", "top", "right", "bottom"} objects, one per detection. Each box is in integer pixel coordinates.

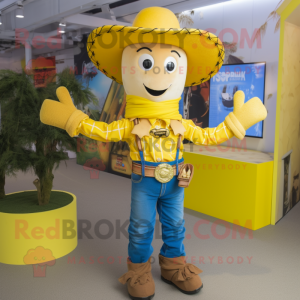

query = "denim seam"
[
  {"left": 131, "top": 175, "right": 143, "bottom": 184},
  {"left": 160, "top": 200, "right": 169, "bottom": 256},
  {"left": 163, "top": 183, "right": 167, "bottom": 196},
  {"left": 160, "top": 183, "right": 166, "bottom": 197},
  {"left": 159, "top": 183, "right": 164, "bottom": 197}
]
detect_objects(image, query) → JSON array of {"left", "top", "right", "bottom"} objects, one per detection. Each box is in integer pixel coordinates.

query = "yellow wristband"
[{"left": 65, "top": 110, "right": 89, "bottom": 137}]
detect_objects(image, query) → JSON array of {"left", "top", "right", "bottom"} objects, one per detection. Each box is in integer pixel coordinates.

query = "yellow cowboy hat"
[{"left": 87, "top": 6, "right": 225, "bottom": 87}]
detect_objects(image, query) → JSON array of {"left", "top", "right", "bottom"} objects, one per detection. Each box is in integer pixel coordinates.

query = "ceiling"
[{"left": 0, "top": 0, "right": 231, "bottom": 55}]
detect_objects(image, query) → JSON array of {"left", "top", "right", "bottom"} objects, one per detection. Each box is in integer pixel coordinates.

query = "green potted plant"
[
  {"left": 0, "top": 68, "right": 97, "bottom": 265},
  {"left": 0, "top": 82, "right": 32, "bottom": 200}
]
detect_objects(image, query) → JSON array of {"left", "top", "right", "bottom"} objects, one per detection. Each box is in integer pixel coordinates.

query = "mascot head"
[{"left": 87, "top": 7, "right": 224, "bottom": 103}]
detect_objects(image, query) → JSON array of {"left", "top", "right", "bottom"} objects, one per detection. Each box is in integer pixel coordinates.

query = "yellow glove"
[
  {"left": 40, "top": 86, "right": 88, "bottom": 136},
  {"left": 224, "top": 91, "right": 267, "bottom": 140}
]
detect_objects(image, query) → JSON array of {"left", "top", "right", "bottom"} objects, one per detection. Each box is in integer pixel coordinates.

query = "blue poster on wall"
[{"left": 209, "top": 62, "right": 266, "bottom": 138}]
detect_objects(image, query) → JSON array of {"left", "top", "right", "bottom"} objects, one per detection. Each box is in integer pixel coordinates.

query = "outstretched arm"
[
  {"left": 183, "top": 119, "right": 233, "bottom": 145},
  {"left": 74, "top": 118, "right": 132, "bottom": 142},
  {"left": 183, "top": 91, "right": 267, "bottom": 145},
  {"left": 40, "top": 86, "right": 132, "bottom": 142}
]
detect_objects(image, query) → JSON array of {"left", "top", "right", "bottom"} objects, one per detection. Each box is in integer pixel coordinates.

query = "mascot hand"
[
  {"left": 40, "top": 86, "right": 88, "bottom": 136},
  {"left": 225, "top": 90, "right": 267, "bottom": 140}
]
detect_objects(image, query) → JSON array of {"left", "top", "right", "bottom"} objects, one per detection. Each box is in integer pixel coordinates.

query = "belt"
[{"left": 132, "top": 162, "right": 184, "bottom": 178}]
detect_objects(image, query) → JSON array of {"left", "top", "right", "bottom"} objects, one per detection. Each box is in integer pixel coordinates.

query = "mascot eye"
[
  {"left": 138, "top": 54, "right": 154, "bottom": 71},
  {"left": 164, "top": 57, "right": 177, "bottom": 73}
]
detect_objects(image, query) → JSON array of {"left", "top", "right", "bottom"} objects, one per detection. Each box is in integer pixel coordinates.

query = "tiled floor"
[{"left": 1, "top": 159, "right": 299, "bottom": 300}]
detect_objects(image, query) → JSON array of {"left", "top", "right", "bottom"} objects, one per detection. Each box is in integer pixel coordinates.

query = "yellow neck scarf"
[{"left": 125, "top": 95, "right": 182, "bottom": 121}]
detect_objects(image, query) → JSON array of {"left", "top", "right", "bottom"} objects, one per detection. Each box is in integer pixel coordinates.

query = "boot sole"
[
  {"left": 161, "top": 276, "right": 203, "bottom": 295},
  {"left": 128, "top": 293, "right": 155, "bottom": 300}
]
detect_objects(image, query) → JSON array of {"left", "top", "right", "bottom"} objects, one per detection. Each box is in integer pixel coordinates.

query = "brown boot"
[
  {"left": 119, "top": 258, "right": 155, "bottom": 300},
  {"left": 159, "top": 255, "right": 203, "bottom": 295}
]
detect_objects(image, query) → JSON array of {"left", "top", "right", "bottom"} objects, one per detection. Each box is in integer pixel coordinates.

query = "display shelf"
[
  {"left": 184, "top": 144, "right": 274, "bottom": 163},
  {"left": 183, "top": 144, "right": 274, "bottom": 230}
]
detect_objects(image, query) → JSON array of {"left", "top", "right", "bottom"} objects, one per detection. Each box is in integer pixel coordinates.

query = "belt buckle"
[
  {"left": 150, "top": 128, "right": 170, "bottom": 138},
  {"left": 154, "top": 163, "right": 174, "bottom": 183}
]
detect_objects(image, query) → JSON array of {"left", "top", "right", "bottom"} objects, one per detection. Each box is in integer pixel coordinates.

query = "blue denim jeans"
[{"left": 128, "top": 159, "right": 186, "bottom": 263}]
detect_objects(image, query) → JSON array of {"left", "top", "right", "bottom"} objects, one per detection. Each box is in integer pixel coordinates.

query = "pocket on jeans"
[{"left": 131, "top": 173, "right": 143, "bottom": 183}]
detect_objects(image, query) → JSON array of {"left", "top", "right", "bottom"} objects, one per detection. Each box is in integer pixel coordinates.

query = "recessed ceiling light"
[
  {"left": 59, "top": 22, "right": 66, "bottom": 27},
  {"left": 59, "top": 28, "right": 65, "bottom": 33}
]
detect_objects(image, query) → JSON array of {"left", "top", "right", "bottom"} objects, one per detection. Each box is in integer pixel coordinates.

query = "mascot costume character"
[{"left": 40, "top": 7, "right": 267, "bottom": 300}]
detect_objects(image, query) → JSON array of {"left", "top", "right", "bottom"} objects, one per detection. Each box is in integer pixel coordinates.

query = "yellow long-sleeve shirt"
[{"left": 75, "top": 118, "right": 234, "bottom": 162}]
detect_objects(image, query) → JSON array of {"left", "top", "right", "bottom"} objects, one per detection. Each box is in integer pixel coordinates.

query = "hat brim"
[{"left": 87, "top": 25, "right": 225, "bottom": 87}]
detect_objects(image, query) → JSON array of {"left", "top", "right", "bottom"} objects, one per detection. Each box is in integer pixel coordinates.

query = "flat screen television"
[{"left": 209, "top": 62, "right": 266, "bottom": 138}]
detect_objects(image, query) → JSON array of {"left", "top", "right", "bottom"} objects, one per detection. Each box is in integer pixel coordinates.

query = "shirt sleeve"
[
  {"left": 74, "top": 118, "right": 133, "bottom": 142},
  {"left": 182, "top": 119, "right": 234, "bottom": 145}
]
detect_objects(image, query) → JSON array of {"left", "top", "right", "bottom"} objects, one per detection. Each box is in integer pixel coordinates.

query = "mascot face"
[{"left": 122, "top": 43, "right": 187, "bottom": 102}]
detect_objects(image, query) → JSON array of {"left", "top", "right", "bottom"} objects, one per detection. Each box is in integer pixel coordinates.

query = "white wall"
[
  {"left": 0, "top": 48, "right": 23, "bottom": 71},
  {"left": 188, "top": 0, "right": 280, "bottom": 153}
]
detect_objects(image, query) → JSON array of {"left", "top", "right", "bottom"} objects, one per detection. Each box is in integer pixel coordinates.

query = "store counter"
[{"left": 183, "top": 144, "right": 274, "bottom": 230}]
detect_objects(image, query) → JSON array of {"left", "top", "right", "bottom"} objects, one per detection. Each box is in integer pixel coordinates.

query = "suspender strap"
[
  {"left": 134, "top": 119, "right": 145, "bottom": 177},
  {"left": 175, "top": 135, "right": 182, "bottom": 175},
  {"left": 177, "top": 135, "right": 182, "bottom": 149}
]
